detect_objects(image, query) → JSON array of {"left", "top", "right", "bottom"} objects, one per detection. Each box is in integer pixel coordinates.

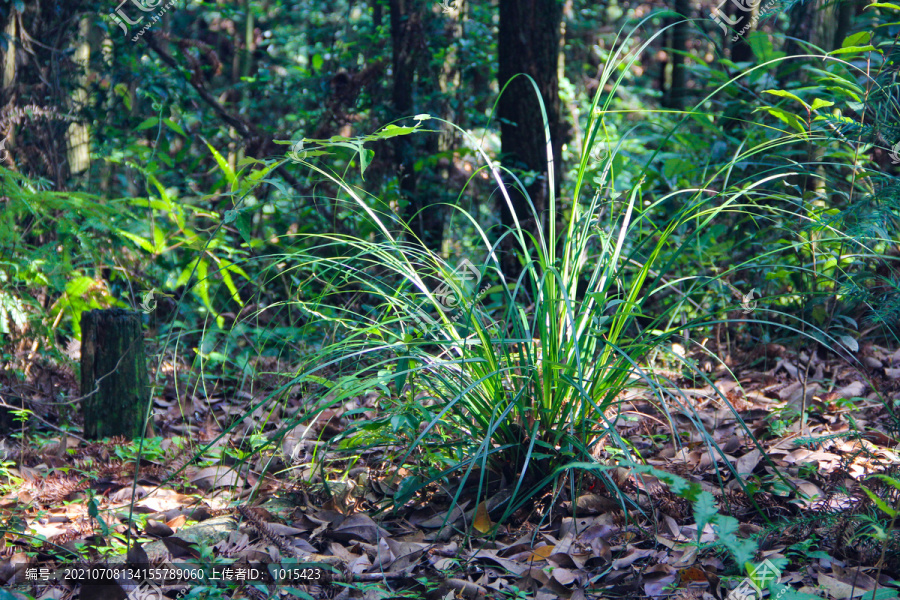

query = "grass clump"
[{"left": 280, "top": 30, "right": 788, "bottom": 524}]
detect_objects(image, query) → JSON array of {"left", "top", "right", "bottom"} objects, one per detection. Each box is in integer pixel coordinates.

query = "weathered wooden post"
[{"left": 80, "top": 309, "right": 148, "bottom": 439}]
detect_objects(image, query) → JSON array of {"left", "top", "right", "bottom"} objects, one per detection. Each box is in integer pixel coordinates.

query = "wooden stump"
[{"left": 80, "top": 309, "right": 148, "bottom": 440}]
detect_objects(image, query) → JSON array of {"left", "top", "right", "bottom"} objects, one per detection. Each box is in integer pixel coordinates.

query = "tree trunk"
[
  {"left": 390, "top": 0, "right": 444, "bottom": 253},
  {"left": 833, "top": 0, "right": 855, "bottom": 50},
  {"left": 81, "top": 309, "right": 149, "bottom": 440},
  {"left": 497, "top": 0, "right": 563, "bottom": 277},
  {"left": 783, "top": 0, "right": 839, "bottom": 67},
  {"left": 729, "top": 0, "right": 757, "bottom": 64},
  {"left": 666, "top": 0, "right": 690, "bottom": 109},
  {"left": 373, "top": 0, "right": 384, "bottom": 28},
  {"left": 66, "top": 16, "right": 92, "bottom": 176}
]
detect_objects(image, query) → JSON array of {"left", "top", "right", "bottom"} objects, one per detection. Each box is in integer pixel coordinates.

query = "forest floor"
[{"left": 1, "top": 340, "right": 899, "bottom": 600}]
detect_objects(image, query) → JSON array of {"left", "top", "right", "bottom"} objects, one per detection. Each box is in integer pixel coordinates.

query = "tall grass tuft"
[
  {"left": 209, "top": 18, "right": 884, "bottom": 527},
  {"left": 272, "top": 20, "right": 802, "bottom": 523}
]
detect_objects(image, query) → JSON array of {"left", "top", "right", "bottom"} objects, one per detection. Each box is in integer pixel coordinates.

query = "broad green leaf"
[
  {"left": 195, "top": 258, "right": 214, "bottom": 316},
  {"left": 116, "top": 229, "right": 155, "bottom": 253},
  {"left": 395, "top": 355, "right": 409, "bottom": 394},
  {"left": 763, "top": 90, "right": 808, "bottom": 110},
  {"left": 261, "top": 178, "right": 292, "bottom": 198},
  {"left": 175, "top": 259, "right": 196, "bottom": 288},
  {"left": 222, "top": 259, "right": 250, "bottom": 280},
  {"left": 152, "top": 226, "right": 165, "bottom": 253},
  {"left": 748, "top": 33, "right": 785, "bottom": 63},
  {"left": 373, "top": 124, "right": 417, "bottom": 139},
  {"left": 663, "top": 158, "right": 695, "bottom": 179},
  {"left": 88, "top": 497, "right": 109, "bottom": 536},
  {"left": 829, "top": 45, "right": 879, "bottom": 56},
  {"left": 127, "top": 198, "right": 170, "bottom": 211},
  {"left": 206, "top": 141, "right": 237, "bottom": 188},
  {"left": 358, "top": 147, "right": 375, "bottom": 178},
  {"left": 163, "top": 118, "right": 186, "bottom": 136},
  {"left": 246, "top": 162, "right": 279, "bottom": 182},
  {"left": 394, "top": 475, "right": 420, "bottom": 505},
  {"left": 810, "top": 98, "right": 834, "bottom": 111},
  {"left": 135, "top": 117, "right": 159, "bottom": 131},
  {"left": 757, "top": 107, "right": 807, "bottom": 134},
  {"left": 867, "top": 2, "right": 900, "bottom": 9},
  {"left": 114, "top": 83, "right": 132, "bottom": 111},
  {"left": 145, "top": 172, "right": 171, "bottom": 206},
  {"left": 235, "top": 212, "right": 252, "bottom": 247},
  {"left": 218, "top": 261, "right": 244, "bottom": 307},
  {"left": 842, "top": 31, "right": 872, "bottom": 47},
  {"left": 225, "top": 208, "right": 252, "bottom": 245},
  {"left": 312, "top": 53, "right": 324, "bottom": 71}
]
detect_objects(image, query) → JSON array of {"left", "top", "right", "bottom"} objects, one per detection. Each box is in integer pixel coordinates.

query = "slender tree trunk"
[
  {"left": 3, "top": 10, "right": 16, "bottom": 92},
  {"left": 67, "top": 17, "right": 92, "bottom": 176},
  {"left": 390, "top": 0, "right": 444, "bottom": 252},
  {"left": 783, "top": 0, "right": 839, "bottom": 62},
  {"left": 730, "top": 0, "right": 757, "bottom": 64},
  {"left": 833, "top": 0, "right": 855, "bottom": 49},
  {"left": 1, "top": 8, "right": 17, "bottom": 169},
  {"left": 390, "top": 0, "right": 419, "bottom": 239},
  {"left": 496, "top": 0, "right": 563, "bottom": 278},
  {"left": 666, "top": 0, "right": 690, "bottom": 109},
  {"left": 373, "top": 0, "right": 384, "bottom": 28}
]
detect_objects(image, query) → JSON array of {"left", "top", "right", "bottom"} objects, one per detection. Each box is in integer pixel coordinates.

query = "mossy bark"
[{"left": 80, "top": 309, "right": 148, "bottom": 440}]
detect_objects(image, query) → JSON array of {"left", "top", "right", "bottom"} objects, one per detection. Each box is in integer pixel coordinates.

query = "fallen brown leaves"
[{"left": 0, "top": 344, "right": 899, "bottom": 599}]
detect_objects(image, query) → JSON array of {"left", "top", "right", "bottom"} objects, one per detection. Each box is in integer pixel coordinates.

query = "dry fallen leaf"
[
  {"left": 473, "top": 500, "right": 492, "bottom": 534},
  {"left": 165, "top": 514, "right": 187, "bottom": 531},
  {"left": 817, "top": 572, "right": 867, "bottom": 599},
  {"left": 525, "top": 544, "right": 553, "bottom": 562}
]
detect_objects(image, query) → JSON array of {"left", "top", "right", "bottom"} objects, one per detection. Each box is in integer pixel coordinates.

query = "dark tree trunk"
[
  {"left": 373, "top": 0, "right": 384, "bottom": 28},
  {"left": 784, "top": 0, "right": 816, "bottom": 59},
  {"left": 730, "top": 2, "right": 755, "bottom": 64},
  {"left": 81, "top": 309, "right": 149, "bottom": 440},
  {"left": 497, "top": 0, "right": 563, "bottom": 277},
  {"left": 665, "top": 0, "right": 690, "bottom": 109},
  {"left": 782, "top": 0, "right": 839, "bottom": 69},
  {"left": 390, "top": 0, "right": 444, "bottom": 252},
  {"left": 833, "top": 0, "right": 855, "bottom": 50}
]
